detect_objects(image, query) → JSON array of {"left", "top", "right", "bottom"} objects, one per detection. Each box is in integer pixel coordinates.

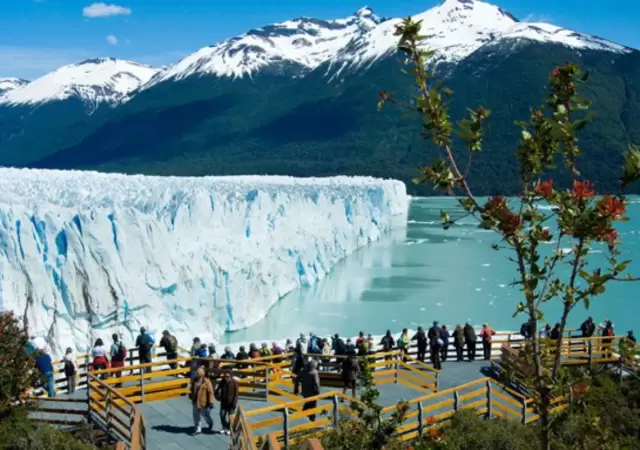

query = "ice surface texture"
[{"left": 0, "top": 169, "right": 408, "bottom": 356}]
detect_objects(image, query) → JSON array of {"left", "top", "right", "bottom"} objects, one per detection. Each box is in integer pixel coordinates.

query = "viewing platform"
[{"left": 26, "top": 330, "right": 639, "bottom": 450}]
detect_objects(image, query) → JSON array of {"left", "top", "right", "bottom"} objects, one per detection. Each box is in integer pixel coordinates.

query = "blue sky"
[{"left": 1, "top": 0, "right": 638, "bottom": 79}]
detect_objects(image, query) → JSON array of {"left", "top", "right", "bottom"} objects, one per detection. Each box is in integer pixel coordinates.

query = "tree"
[
  {"left": 0, "top": 311, "right": 37, "bottom": 417},
  {"left": 378, "top": 18, "right": 640, "bottom": 450},
  {"left": 320, "top": 355, "right": 408, "bottom": 450}
]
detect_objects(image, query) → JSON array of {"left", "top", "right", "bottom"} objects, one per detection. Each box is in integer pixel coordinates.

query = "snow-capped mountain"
[
  {"left": 326, "top": 0, "right": 629, "bottom": 75},
  {"left": 143, "top": 7, "right": 384, "bottom": 88},
  {"left": 0, "top": 77, "right": 29, "bottom": 96},
  {"left": 0, "top": 58, "right": 158, "bottom": 109}
]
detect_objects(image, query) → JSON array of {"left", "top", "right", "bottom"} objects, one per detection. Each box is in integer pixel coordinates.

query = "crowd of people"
[{"left": 25, "top": 316, "right": 637, "bottom": 435}]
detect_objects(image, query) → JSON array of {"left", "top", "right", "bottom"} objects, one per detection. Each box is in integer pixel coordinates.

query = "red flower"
[
  {"left": 500, "top": 212, "right": 522, "bottom": 236},
  {"left": 596, "top": 227, "right": 618, "bottom": 245},
  {"left": 426, "top": 415, "right": 437, "bottom": 424},
  {"left": 572, "top": 180, "right": 595, "bottom": 200},
  {"left": 484, "top": 195, "right": 507, "bottom": 213},
  {"left": 427, "top": 428, "right": 441, "bottom": 438},
  {"left": 596, "top": 195, "right": 626, "bottom": 219},
  {"left": 535, "top": 180, "right": 554, "bottom": 200},
  {"left": 552, "top": 68, "right": 561, "bottom": 78},
  {"left": 539, "top": 228, "right": 552, "bottom": 242}
]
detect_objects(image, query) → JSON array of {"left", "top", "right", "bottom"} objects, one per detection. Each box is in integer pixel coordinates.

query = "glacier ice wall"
[{"left": 0, "top": 169, "right": 408, "bottom": 356}]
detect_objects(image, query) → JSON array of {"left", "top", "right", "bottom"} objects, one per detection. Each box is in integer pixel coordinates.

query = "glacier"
[{"left": 0, "top": 169, "right": 408, "bottom": 356}]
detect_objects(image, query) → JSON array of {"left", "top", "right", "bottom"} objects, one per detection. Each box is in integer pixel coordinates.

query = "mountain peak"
[
  {"left": 355, "top": 6, "right": 375, "bottom": 17},
  {"left": 0, "top": 58, "right": 158, "bottom": 107},
  {"left": 0, "top": 77, "right": 29, "bottom": 96}
]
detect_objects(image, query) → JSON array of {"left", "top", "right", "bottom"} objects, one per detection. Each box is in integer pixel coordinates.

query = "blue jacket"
[{"left": 35, "top": 354, "right": 54, "bottom": 374}]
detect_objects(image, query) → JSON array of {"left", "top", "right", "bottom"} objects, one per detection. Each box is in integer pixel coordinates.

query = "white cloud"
[
  {"left": 83, "top": 2, "right": 131, "bottom": 18},
  {"left": 106, "top": 35, "right": 118, "bottom": 46}
]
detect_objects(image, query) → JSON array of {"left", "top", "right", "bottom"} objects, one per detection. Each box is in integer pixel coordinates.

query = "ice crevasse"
[{"left": 0, "top": 169, "right": 408, "bottom": 356}]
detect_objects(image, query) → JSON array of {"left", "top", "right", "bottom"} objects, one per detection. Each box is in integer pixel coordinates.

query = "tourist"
[
  {"left": 135, "top": 327, "right": 155, "bottom": 374},
  {"left": 580, "top": 316, "right": 596, "bottom": 337},
  {"left": 292, "top": 343, "right": 307, "bottom": 395},
  {"left": 550, "top": 323, "right": 561, "bottom": 340},
  {"left": 345, "top": 338, "right": 356, "bottom": 355},
  {"left": 379, "top": 330, "right": 396, "bottom": 367},
  {"left": 341, "top": 350, "right": 359, "bottom": 399},
  {"left": 321, "top": 337, "right": 332, "bottom": 370},
  {"left": 62, "top": 347, "right": 76, "bottom": 394},
  {"left": 190, "top": 366, "right": 214, "bottom": 435},
  {"left": 464, "top": 322, "right": 477, "bottom": 361},
  {"left": 453, "top": 325, "right": 465, "bottom": 361},
  {"left": 110, "top": 334, "right": 127, "bottom": 386},
  {"left": 627, "top": 330, "right": 637, "bottom": 346},
  {"left": 300, "top": 360, "right": 321, "bottom": 421},
  {"left": 366, "top": 334, "right": 375, "bottom": 353},
  {"left": 236, "top": 345, "right": 249, "bottom": 360},
  {"left": 249, "top": 343, "right": 261, "bottom": 359},
  {"left": 190, "top": 338, "right": 207, "bottom": 381},
  {"left": 412, "top": 327, "right": 428, "bottom": 362},
  {"left": 332, "top": 334, "right": 346, "bottom": 356},
  {"left": 296, "top": 333, "right": 307, "bottom": 349},
  {"left": 540, "top": 324, "right": 552, "bottom": 339},
  {"left": 440, "top": 326, "right": 450, "bottom": 362},
  {"left": 92, "top": 338, "right": 109, "bottom": 380},
  {"left": 428, "top": 321, "right": 442, "bottom": 370},
  {"left": 355, "top": 331, "right": 365, "bottom": 350},
  {"left": 215, "top": 369, "right": 239, "bottom": 435},
  {"left": 398, "top": 329, "right": 410, "bottom": 360},
  {"left": 259, "top": 342, "right": 272, "bottom": 357},
  {"left": 271, "top": 341, "right": 284, "bottom": 356},
  {"left": 520, "top": 320, "right": 532, "bottom": 340},
  {"left": 285, "top": 339, "right": 295, "bottom": 353},
  {"left": 357, "top": 338, "right": 369, "bottom": 356},
  {"left": 208, "top": 343, "right": 218, "bottom": 359},
  {"left": 34, "top": 348, "right": 55, "bottom": 398},
  {"left": 602, "top": 320, "right": 615, "bottom": 359},
  {"left": 308, "top": 333, "right": 321, "bottom": 354},
  {"left": 159, "top": 330, "right": 179, "bottom": 370},
  {"left": 480, "top": 323, "right": 496, "bottom": 360},
  {"left": 220, "top": 346, "right": 235, "bottom": 360}
]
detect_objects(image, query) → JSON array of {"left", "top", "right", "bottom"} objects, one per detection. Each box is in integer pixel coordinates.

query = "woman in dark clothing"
[
  {"left": 214, "top": 370, "right": 239, "bottom": 435},
  {"left": 412, "top": 327, "right": 428, "bottom": 362},
  {"left": 341, "top": 353, "right": 359, "bottom": 399},
  {"left": 453, "top": 325, "right": 465, "bottom": 361}
]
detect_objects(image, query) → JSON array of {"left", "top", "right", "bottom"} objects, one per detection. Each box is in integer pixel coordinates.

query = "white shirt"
[{"left": 92, "top": 346, "right": 107, "bottom": 358}]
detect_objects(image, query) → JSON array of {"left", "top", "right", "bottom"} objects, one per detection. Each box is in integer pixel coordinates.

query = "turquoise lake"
[{"left": 224, "top": 197, "right": 640, "bottom": 343}]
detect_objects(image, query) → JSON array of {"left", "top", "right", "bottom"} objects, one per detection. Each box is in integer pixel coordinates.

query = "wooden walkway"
[{"left": 138, "top": 360, "right": 492, "bottom": 450}]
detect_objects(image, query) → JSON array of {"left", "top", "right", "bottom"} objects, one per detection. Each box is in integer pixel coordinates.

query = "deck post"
[
  {"left": 332, "top": 395, "right": 339, "bottom": 428},
  {"left": 105, "top": 389, "right": 112, "bottom": 437},
  {"left": 394, "top": 354, "right": 399, "bottom": 384},
  {"left": 588, "top": 340, "right": 593, "bottom": 368},
  {"left": 521, "top": 398, "right": 527, "bottom": 425},
  {"left": 417, "top": 402, "right": 424, "bottom": 437},
  {"left": 283, "top": 407, "right": 290, "bottom": 449},
  {"left": 265, "top": 366, "right": 270, "bottom": 402},
  {"left": 485, "top": 381, "right": 492, "bottom": 419},
  {"left": 140, "top": 369, "right": 145, "bottom": 402},
  {"left": 453, "top": 391, "right": 460, "bottom": 412},
  {"left": 436, "top": 371, "right": 440, "bottom": 392}
]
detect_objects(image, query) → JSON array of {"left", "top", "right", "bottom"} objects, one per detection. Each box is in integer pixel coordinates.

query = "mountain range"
[{"left": 1, "top": 0, "right": 638, "bottom": 195}]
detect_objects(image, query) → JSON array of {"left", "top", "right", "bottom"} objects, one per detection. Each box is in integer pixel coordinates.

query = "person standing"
[
  {"left": 479, "top": 323, "right": 496, "bottom": 360},
  {"left": 412, "top": 327, "right": 428, "bottom": 362},
  {"left": 464, "top": 322, "right": 477, "bottom": 361},
  {"left": 398, "top": 329, "right": 410, "bottom": 360},
  {"left": 300, "top": 361, "right": 321, "bottom": 421},
  {"left": 62, "top": 347, "right": 76, "bottom": 394},
  {"left": 159, "top": 330, "right": 179, "bottom": 370},
  {"left": 453, "top": 325, "right": 465, "bottom": 361},
  {"left": 341, "top": 352, "right": 359, "bottom": 399},
  {"left": 190, "top": 366, "right": 214, "bottom": 435},
  {"left": 135, "top": 327, "right": 154, "bottom": 374},
  {"left": 34, "top": 349, "right": 55, "bottom": 398},
  {"left": 379, "top": 330, "right": 396, "bottom": 368},
  {"left": 580, "top": 317, "right": 596, "bottom": 338},
  {"left": 428, "top": 322, "right": 442, "bottom": 370},
  {"left": 292, "top": 343, "right": 307, "bottom": 395},
  {"left": 110, "top": 334, "right": 127, "bottom": 386},
  {"left": 92, "top": 338, "right": 109, "bottom": 380},
  {"left": 215, "top": 370, "right": 239, "bottom": 435}
]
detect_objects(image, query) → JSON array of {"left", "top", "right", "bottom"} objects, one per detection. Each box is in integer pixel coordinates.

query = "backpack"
[
  {"left": 64, "top": 358, "right": 76, "bottom": 376},
  {"left": 113, "top": 343, "right": 127, "bottom": 361},
  {"left": 168, "top": 335, "right": 178, "bottom": 353}
]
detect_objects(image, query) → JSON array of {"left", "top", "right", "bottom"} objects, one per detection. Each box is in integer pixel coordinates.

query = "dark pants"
[
  {"left": 293, "top": 374, "right": 301, "bottom": 395},
  {"left": 66, "top": 375, "right": 76, "bottom": 394},
  {"left": 343, "top": 379, "right": 356, "bottom": 398},
  {"left": 440, "top": 344, "right": 449, "bottom": 362},
  {"left": 455, "top": 345, "right": 464, "bottom": 361},
  {"left": 140, "top": 353, "right": 152, "bottom": 373},
  {"left": 220, "top": 405, "right": 236, "bottom": 430},
  {"left": 166, "top": 352, "right": 178, "bottom": 370},
  {"left": 417, "top": 346, "right": 427, "bottom": 362},
  {"left": 94, "top": 362, "right": 108, "bottom": 380},
  {"left": 430, "top": 347, "right": 442, "bottom": 370},
  {"left": 466, "top": 342, "right": 476, "bottom": 361},
  {"left": 483, "top": 341, "right": 492, "bottom": 360},
  {"left": 111, "top": 365, "right": 123, "bottom": 387},
  {"left": 303, "top": 399, "right": 317, "bottom": 421}
]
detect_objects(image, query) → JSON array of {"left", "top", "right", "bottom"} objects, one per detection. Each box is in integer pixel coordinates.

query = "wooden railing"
[{"left": 87, "top": 372, "right": 146, "bottom": 449}]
